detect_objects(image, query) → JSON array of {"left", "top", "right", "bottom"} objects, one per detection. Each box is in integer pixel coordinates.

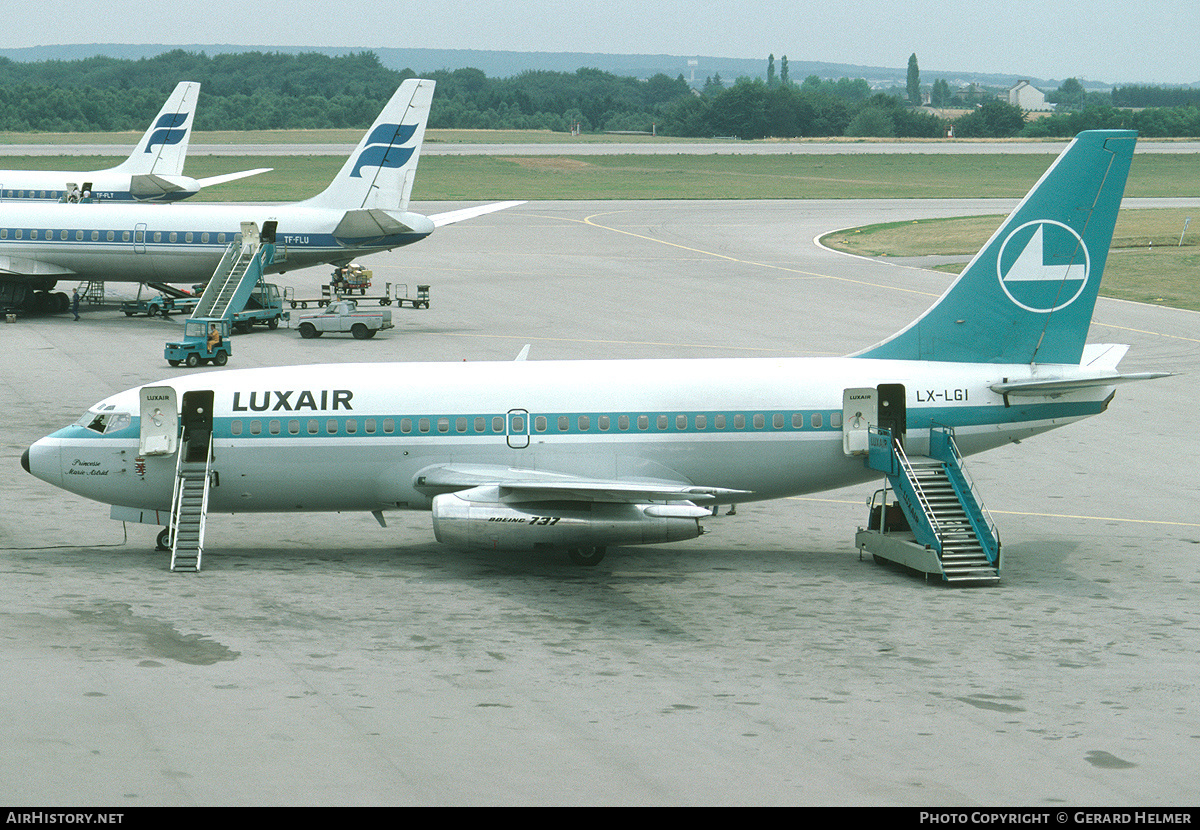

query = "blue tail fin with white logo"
[
  {"left": 111, "top": 81, "right": 199, "bottom": 177},
  {"left": 855, "top": 130, "right": 1136, "bottom": 365},
  {"left": 303, "top": 79, "right": 435, "bottom": 212}
]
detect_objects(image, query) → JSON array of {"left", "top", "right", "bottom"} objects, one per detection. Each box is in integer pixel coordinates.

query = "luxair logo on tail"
[
  {"left": 996, "top": 220, "right": 1091, "bottom": 313},
  {"left": 145, "top": 113, "right": 189, "bottom": 152},
  {"left": 350, "top": 123, "right": 419, "bottom": 178}
]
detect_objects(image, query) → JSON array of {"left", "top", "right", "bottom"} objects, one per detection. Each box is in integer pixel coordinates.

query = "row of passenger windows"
[
  {"left": 228, "top": 411, "right": 842, "bottom": 437},
  {"left": 4, "top": 191, "right": 65, "bottom": 200},
  {"left": 0, "top": 228, "right": 229, "bottom": 244}
]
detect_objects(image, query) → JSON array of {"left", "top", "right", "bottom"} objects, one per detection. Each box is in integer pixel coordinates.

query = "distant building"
[{"left": 1009, "top": 80, "right": 1052, "bottom": 111}]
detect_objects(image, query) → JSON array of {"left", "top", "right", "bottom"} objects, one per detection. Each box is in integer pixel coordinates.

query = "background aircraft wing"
[
  {"left": 414, "top": 463, "right": 748, "bottom": 504},
  {"left": 0, "top": 254, "right": 75, "bottom": 277},
  {"left": 428, "top": 201, "right": 525, "bottom": 227}
]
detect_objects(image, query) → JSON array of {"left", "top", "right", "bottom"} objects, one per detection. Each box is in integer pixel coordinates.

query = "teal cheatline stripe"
[{"left": 212, "top": 400, "right": 1098, "bottom": 441}]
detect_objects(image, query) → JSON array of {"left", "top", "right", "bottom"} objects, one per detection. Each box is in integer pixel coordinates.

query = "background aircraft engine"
[{"left": 431, "top": 492, "right": 707, "bottom": 551}]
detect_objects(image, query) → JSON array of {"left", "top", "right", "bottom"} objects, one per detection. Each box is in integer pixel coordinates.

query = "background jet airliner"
[
  {"left": 0, "top": 81, "right": 269, "bottom": 204},
  {"left": 0, "top": 78, "right": 520, "bottom": 313},
  {"left": 23, "top": 131, "right": 1166, "bottom": 573}
]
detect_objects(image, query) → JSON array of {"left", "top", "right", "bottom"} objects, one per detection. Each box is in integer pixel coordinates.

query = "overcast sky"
[{"left": 3, "top": 0, "right": 1196, "bottom": 84}]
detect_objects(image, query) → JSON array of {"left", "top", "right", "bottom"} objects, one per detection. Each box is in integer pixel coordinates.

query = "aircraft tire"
[
  {"left": 567, "top": 546, "right": 606, "bottom": 566},
  {"left": 156, "top": 528, "right": 171, "bottom": 551}
]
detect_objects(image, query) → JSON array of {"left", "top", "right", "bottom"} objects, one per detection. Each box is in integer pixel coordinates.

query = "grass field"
[
  {"left": 2, "top": 151, "right": 1198, "bottom": 202},
  {"left": 822, "top": 209, "right": 1200, "bottom": 311}
]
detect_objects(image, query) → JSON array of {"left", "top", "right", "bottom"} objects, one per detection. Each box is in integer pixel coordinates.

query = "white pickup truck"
[{"left": 295, "top": 299, "right": 394, "bottom": 339}]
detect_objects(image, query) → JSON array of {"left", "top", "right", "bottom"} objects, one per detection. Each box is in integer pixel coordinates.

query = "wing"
[
  {"left": 414, "top": 463, "right": 748, "bottom": 505},
  {"left": 0, "top": 254, "right": 74, "bottom": 277}
]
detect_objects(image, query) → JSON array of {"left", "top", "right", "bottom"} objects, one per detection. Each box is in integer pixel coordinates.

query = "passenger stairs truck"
[{"left": 164, "top": 221, "right": 280, "bottom": 367}]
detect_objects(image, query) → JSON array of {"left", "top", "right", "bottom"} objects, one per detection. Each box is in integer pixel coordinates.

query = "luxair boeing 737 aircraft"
[
  {"left": 0, "top": 78, "right": 520, "bottom": 312},
  {"left": 22, "top": 131, "right": 1166, "bottom": 573},
  {"left": 0, "top": 81, "right": 269, "bottom": 204}
]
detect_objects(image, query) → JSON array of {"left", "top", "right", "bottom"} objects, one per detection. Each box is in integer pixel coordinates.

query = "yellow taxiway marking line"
[
  {"left": 1093, "top": 321, "right": 1200, "bottom": 344},
  {"left": 579, "top": 211, "right": 940, "bottom": 297},
  {"left": 533, "top": 210, "right": 1198, "bottom": 344}
]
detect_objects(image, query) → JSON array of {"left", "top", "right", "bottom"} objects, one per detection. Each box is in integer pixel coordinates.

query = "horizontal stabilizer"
[
  {"left": 332, "top": 208, "right": 431, "bottom": 240},
  {"left": 430, "top": 201, "right": 525, "bottom": 227},
  {"left": 129, "top": 173, "right": 186, "bottom": 198},
  {"left": 990, "top": 372, "right": 1172, "bottom": 397},
  {"left": 194, "top": 168, "right": 272, "bottom": 188},
  {"left": 415, "top": 463, "right": 748, "bottom": 504}
]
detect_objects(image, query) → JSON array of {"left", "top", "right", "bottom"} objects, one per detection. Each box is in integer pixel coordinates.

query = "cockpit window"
[{"left": 80, "top": 411, "right": 132, "bottom": 434}]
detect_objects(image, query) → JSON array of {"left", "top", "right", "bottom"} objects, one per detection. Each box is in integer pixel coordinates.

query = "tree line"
[{"left": 0, "top": 49, "right": 1195, "bottom": 138}]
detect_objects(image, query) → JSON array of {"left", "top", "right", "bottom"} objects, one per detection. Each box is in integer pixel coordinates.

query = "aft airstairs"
[
  {"left": 856, "top": 425, "right": 1001, "bottom": 585},
  {"left": 168, "top": 434, "right": 213, "bottom": 573}
]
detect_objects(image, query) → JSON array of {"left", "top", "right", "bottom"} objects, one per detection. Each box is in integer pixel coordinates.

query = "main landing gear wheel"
[
  {"left": 567, "top": 546, "right": 606, "bottom": 566},
  {"left": 156, "top": 528, "right": 171, "bottom": 551}
]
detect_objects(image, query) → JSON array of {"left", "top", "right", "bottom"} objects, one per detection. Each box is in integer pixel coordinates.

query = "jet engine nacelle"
[{"left": 431, "top": 492, "right": 706, "bottom": 551}]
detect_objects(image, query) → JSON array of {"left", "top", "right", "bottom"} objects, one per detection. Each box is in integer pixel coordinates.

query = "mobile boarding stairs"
[
  {"left": 189, "top": 220, "right": 278, "bottom": 326},
  {"left": 167, "top": 430, "right": 214, "bottom": 572},
  {"left": 855, "top": 425, "right": 1002, "bottom": 585}
]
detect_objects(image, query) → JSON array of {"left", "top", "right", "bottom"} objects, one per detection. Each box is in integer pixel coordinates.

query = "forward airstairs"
[
  {"left": 856, "top": 425, "right": 1001, "bottom": 585},
  {"left": 169, "top": 434, "right": 213, "bottom": 573},
  {"left": 190, "top": 237, "right": 258, "bottom": 321}
]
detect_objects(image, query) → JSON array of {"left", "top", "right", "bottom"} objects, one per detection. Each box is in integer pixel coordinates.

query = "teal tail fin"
[{"left": 855, "top": 130, "right": 1136, "bottom": 365}]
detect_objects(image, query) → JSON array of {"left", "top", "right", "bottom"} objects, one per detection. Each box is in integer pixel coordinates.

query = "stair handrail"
[
  {"left": 167, "top": 430, "right": 187, "bottom": 555},
  {"left": 194, "top": 432, "right": 214, "bottom": 571},
  {"left": 929, "top": 423, "right": 1001, "bottom": 561},
  {"left": 190, "top": 236, "right": 243, "bottom": 319},
  {"left": 211, "top": 251, "right": 253, "bottom": 316},
  {"left": 886, "top": 428, "right": 946, "bottom": 542}
]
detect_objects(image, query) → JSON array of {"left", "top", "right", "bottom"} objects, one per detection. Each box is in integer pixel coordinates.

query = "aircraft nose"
[{"left": 23, "top": 438, "right": 61, "bottom": 486}]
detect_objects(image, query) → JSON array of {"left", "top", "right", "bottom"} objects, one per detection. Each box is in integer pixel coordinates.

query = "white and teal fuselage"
[
  {"left": 22, "top": 129, "right": 1159, "bottom": 559},
  {"left": 26, "top": 356, "right": 1115, "bottom": 515}
]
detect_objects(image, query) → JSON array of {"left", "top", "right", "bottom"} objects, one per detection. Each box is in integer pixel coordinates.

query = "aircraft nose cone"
[{"left": 21, "top": 447, "right": 30, "bottom": 474}]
